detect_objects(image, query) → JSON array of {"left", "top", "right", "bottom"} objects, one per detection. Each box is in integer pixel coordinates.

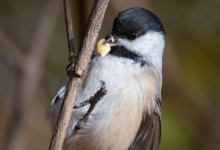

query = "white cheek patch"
[
  {"left": 118, "top": 32, "right": 165, "bottom": 70},
  {"left": 119, "top": 32, "right": 165, "bottom": 55}
]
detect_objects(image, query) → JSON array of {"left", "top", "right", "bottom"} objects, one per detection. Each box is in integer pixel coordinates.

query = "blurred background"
[{"left": 0, "top": 0, "right": 220, "bottom": 150}]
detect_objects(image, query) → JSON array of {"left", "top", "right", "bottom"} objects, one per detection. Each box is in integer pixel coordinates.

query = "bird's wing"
[
  {"left": 48, "top": 79, "right": 69, "bottom": 128},
  {"left": 50, "top": 54, "right": 98, "bottom": 107},
  {"left": 129, "top": 97, "right": 161, "bottom": 150},
  {"left": 51, "top": 79, "right": 69, "bottom": 106}
]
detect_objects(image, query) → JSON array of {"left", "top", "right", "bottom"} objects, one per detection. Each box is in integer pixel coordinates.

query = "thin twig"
[
  {"left": 64, "top": 0, "right": 76, "bottom": 76},
  {"left": 74, "top": 0, "right": 109, "bottom": 77},
  {"left": 63, "top": 0, "right": 76, "bottom": 59},
  {"left": 49, "top": 0, "right": 109, "bottom": 150}
]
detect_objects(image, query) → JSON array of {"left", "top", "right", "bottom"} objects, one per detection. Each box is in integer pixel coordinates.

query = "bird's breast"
[{"left": 65, "top": 56, "right": 158, "bottom": 150}]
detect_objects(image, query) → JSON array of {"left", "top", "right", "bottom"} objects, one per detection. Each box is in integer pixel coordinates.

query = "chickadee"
[{"left": 49, "top": 7, "right": 165, "bottom": 150}]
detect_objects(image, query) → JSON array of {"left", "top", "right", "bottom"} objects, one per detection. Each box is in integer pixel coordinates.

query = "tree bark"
[{"left": 48, "top": 0, "right": 110, "bottom": 150}]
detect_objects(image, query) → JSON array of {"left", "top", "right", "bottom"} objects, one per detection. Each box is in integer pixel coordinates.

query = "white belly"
[{"left": 64, "top": 56, "right": 157, "bottom": 150}]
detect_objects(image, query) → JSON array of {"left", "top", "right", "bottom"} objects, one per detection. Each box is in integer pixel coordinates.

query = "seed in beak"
[{"left": 97, "top": 39, "right": 111, "bottom": 57}]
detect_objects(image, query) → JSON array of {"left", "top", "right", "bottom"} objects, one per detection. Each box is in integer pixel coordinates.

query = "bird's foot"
[
  {"left": 74, "top": 81, "right": 107, "bottom": 131},
  {"left": 66, "top": 55, "right": 76, "bottom": 76}
]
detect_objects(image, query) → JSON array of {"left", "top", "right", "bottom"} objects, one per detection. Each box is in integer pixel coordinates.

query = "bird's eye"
[
  {"left": 128, "top": 34, "right": 137, "bottom": 40},
  {"left": 127, "top": 32, "right": 142, "bottom": 40}
]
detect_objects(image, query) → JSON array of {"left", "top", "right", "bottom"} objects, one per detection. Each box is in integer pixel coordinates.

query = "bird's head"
[{"left": 98, "top": 7, "right": 165, "bottom": 69}]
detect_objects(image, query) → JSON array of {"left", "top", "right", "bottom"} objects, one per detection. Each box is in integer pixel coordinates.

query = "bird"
[{"left": 49, "top": 7, "right": 165, "bottom": 150}]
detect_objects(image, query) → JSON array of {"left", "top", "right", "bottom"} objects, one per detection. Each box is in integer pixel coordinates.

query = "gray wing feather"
[
  {"left": 48, "top": 79, "right": 69, "bottom": 129},
  {"left": 129, "top": 95, "right": 161, "bottom": 150},
  {"left": 51, "top": 79, "right": 69, "bottom": 105},
  {"left": 129, "top": 112, "right": 161, "bottom": 150}
]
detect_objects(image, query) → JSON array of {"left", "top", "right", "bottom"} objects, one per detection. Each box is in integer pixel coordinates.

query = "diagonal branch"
[
  {"left": 48, "top": 0, "right": 110, "bottom": 150},
  {"left": 64, "top": 0, "right": 76, "bottom": 57},
  {"left": 64, "top": 0, "right": 77, "bottom": 77}
]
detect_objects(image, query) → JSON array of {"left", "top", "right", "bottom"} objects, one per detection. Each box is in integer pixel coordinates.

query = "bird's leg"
[
  {"left": 75, "top": 81, "right": 107, "bottom": 130},
  {"left": 73, "top": 100, "right": 91, "bottom": 109},
  {"left": 66, "top": 55, "right": 76, "bottom": 76}
]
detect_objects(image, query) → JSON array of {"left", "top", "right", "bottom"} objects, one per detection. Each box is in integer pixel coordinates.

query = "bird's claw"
[{"left": 66, "top": 55, "right": 76, "bottom": 76}]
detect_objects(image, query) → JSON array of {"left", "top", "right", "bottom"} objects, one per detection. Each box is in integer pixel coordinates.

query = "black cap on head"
[{"left": 112, "top": 7, "right": 165, "bottom": 40}]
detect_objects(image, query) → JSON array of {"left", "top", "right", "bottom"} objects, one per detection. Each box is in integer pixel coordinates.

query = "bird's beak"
[
  {"left": 97, "top": 35, "right": 118, "bottom": 57},
  {"left": 104, "top": 35, "right": 118, "bottom": 45}
]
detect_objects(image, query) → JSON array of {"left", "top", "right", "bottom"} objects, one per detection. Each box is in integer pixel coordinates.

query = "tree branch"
[
  {"left": 49, "top": 0, "right": 109, "bottom": 149},
  {"left": 64, "top": 0, "right": 76, "bottom": 76},
  {"left": 63, "top": 0, "right": 76, "bottom": 59}
]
